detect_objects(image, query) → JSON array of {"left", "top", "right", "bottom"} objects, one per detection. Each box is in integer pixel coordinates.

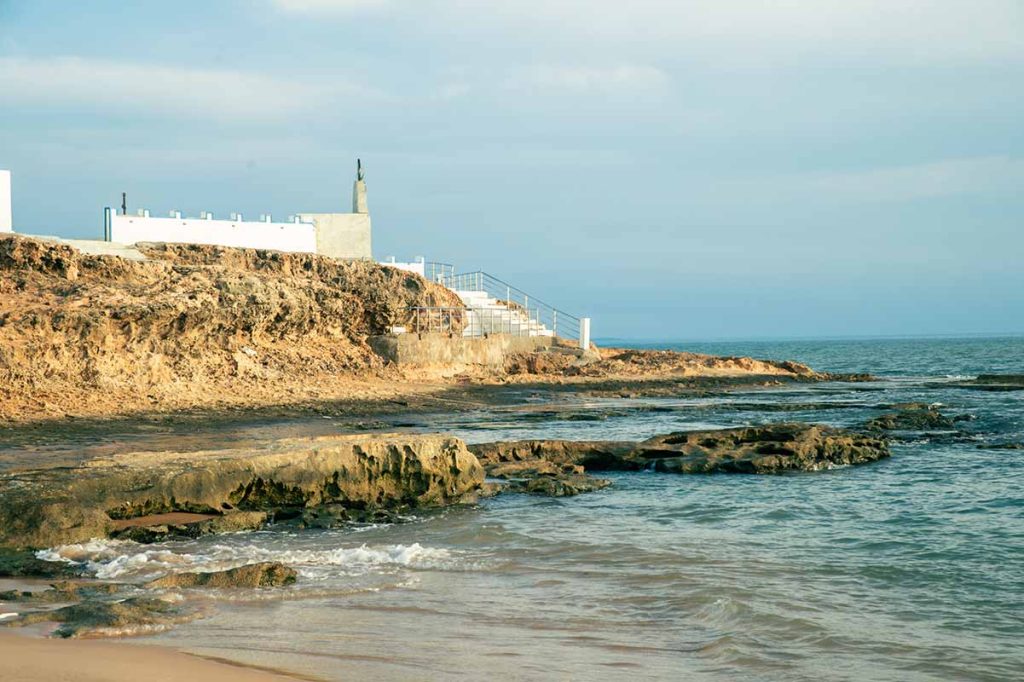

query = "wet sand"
[{"left": 0, "top": 632, "right": 306, "bottom": 682}]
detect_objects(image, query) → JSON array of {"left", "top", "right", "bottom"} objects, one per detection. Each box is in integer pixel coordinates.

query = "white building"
[{"left": 103, "top": 162, "right": 372, "bottom": 259}]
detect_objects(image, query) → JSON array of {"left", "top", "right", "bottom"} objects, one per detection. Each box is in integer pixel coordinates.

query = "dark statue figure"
[{"left": 357, "top": 158, "right": 364, "bottom": 182}]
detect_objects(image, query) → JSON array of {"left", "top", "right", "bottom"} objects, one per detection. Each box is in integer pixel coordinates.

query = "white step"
[{"left": 450, "top": 289, "right": 555, "bottom": 337}]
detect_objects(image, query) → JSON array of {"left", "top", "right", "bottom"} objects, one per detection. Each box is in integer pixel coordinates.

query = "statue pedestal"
[{"left": 352, "top": 180, "right": 368, "bottom": 214}]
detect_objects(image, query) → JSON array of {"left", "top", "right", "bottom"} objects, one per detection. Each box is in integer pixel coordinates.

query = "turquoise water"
[{"left": 45, "top": 337, "right": 1024, "bottom": 681}]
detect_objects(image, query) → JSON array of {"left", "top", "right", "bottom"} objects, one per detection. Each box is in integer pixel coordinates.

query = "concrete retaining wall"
[{"left": 369, "top": 333, "right": 553, "bottom": 368}]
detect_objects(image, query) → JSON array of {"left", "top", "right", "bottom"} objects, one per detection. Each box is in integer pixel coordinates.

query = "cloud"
[
  {"left": 272, "top": 0, "right": 389, "bottom": 13},
  {"left": 805, "top": 156, "right": 1024, "bottom": 202},
  {"left": 0, "top": 56, "right": 369, "bottom": 122},
  {"left": 273, "top": 0, "right": 1024, "bottom": 65},
  {"left": 734, "top": 157, "right": 1024, "bottom": 204},
  {"left": 504, "top": 64, "right": 670, "bottom": 95}
]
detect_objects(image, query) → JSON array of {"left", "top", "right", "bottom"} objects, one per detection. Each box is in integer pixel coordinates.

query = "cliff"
[{"left": 0, "top": 235, "right": 461, "bottom": 422}]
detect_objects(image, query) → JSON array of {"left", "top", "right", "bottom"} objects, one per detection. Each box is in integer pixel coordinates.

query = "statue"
[{"left": 357, "top": 158, "right": 365, "bottom": 182}]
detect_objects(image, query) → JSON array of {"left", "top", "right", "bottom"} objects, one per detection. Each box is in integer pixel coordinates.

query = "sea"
[{"left": 34, "top": 337, "right": 1024, "bottom": 681}]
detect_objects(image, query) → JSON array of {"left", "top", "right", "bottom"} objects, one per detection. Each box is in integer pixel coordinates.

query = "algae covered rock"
[
  {"left": 865, "top": 404, "right": 959, "bottom": 431},
  {"left": 10, "top": 596, "right": 192, "bottom": 638},
  {"left": 943, "top": 375, "right": 1024, "bottom": 392},
  {"left": 503, "top": 474, "right": 612, "bottom": 497},
  {"left": 0, "top": 581, "right": 120, "bottom": 603},
  {"left": 145, "top": 562, "right": 297, "bottom": 590},
  {"left": 633, "top": 424, "right": 888, "bottom": 473},
  {"left": 473, "top": 423, "right": 889, "bottom": 478},
  {"left": 0, "top": 548, "right": 87, "bottom": 578}
]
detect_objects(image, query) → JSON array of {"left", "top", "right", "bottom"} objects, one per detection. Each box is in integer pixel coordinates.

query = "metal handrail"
[
  {"left": 437, "top": 270, "right": 581, "bottom": 341},
  {"left": 408, "top": 306, "right": 465, "bottom": 335},
  {"left": 423, "top": 262, "right": 455, "bottom": 284},
  {"left": 408, "top": 305, "right": 559, "bottom": 339},
  {"left": 441, "top": 271, "right": 580, "bottom": 323}
]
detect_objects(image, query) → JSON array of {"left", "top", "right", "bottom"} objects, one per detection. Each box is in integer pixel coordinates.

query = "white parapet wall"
[
  {"left": 379, "top": 256, "right": 425, "bottom": 277},
  {"left": 0, "top": 170, "right": 12, "bottom": 232},
  {"left": 109, "top": 213, "right": 318, "bottom": 253}
]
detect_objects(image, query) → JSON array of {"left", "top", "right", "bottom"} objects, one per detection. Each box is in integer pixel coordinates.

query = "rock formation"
[
  {"left": 472, "top": 423, "right": 889, "bottom": 477},
  {"left": 941, "top": 375, "right": 1024, "bottom": 392},
  {"left": 10, "top": 596, "right": 193, "bottom": 638},
  {"left": 630, "top": 424, "right": 888, "bottom": 473},
  {"left": 0, "top": 434, "right": 484, "bottom": 549},
  {"left": 0, "top": 234, "right": 462, "bottom": 422},
  {"left": 145, "top": 562, "right": 297, "bottom": 589},
  {"left": 865, "top": 403, "right": 961, "bottom": 431}
]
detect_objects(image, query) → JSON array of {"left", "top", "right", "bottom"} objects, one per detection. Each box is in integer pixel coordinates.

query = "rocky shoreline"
[
  {"left": 0, "top": 391, "right": 1003, "bottom": 645},
  {"left": 0, "top": 420, "right": 890, "bottom": 638}
]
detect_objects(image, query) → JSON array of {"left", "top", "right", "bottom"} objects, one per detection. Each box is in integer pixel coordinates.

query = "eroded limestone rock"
[
  {"left": 502, "top": 474, "right": 612, "bottom": 497},
  {"left": 473, "top": 423, "right": 889, "bottom": 477},
  {"left": 634, "top": 424, "right": 888, "bottom": 473},
  {"left": 0, "top": 548, "right": 86, "bottom": 578},
  {"left": 145, "top": 562, "right": 297, "bottom": 590},
  {"left": 110, "top": 511, "right": 269, "bottom": 544},
  {"left": 865, "top": 404, "right": 961, "bottom": 431},
  {"left": 0, "top": 434, "right": 484, "bottom": 549}
]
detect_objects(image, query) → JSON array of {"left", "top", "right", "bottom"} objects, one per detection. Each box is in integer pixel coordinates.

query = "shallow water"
[{"left": 34, "top": 337, "right": 1024, "bottom": 681}]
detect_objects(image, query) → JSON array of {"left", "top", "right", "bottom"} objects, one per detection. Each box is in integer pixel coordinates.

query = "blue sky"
[{"left": 1, "top": 0, "right": 1022, "bottom": 339}]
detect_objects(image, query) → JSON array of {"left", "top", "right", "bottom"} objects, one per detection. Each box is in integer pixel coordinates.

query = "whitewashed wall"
[
  {"left": 380, "top": 259, "right": 425, "bottom": 276},
  {"left": 109, "top": 215, "right": 317, "bottom": 253}
]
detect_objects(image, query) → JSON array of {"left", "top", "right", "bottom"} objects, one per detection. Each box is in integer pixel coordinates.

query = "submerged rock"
[
  {"left": 474, "top": 423, "right": 889, "bottom": 477},
  {"left": 502, "top": 474, "right": 612, "bottom": 497},
  {"left": 0, "top": 581, "right": 120, "bottom": 603},
  {"left": 865, "top": 405, "right": 959, "bottom": 431},
  {"left": 145, "top": 562, "right": 297, "bottom": 590},
  {"left": 0, "top": 434, "right": 484, "bottom": 549},
  {"left": 633, "top": 424, "right": 888, "bottom": 473},
  {"left": 0, "top": 548, "right": 86, "bottom": 578},
  {"left": 470, "top": 440, "right": 625, "bottom": 497},
  {"left": 10, "top": 596, "right": 192, "bottom": 638},
  {"left": 942, "top": 375, "right": 1024, "bottom": 392},
  {"left": 294, "top": 504, "right": 407, "bottom": 529}
]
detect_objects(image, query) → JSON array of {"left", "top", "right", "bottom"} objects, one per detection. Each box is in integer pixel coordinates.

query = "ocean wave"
[{"left": 37, "top": 539, "right": 462, "bottom": 581}]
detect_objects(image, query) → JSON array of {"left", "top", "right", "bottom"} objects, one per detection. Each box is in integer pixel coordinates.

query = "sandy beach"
[{"left": 0, "top": 632, "right": 304, "bottom": 682}]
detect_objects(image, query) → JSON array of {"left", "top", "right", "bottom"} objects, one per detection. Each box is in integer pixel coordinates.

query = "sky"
[{"left": 1, "top": 0, "right": 1022, "bottom": 340}]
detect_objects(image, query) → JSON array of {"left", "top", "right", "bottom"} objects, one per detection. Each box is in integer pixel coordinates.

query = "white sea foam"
[{"left": 36, "top": 538, "right": 459, "bottom": 581}]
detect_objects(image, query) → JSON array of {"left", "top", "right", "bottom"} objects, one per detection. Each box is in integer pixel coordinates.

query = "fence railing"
[
  {"left": 409, "top": 306, "right": 562, "bottom": 339},
  {"left": 409, "top": 307, "right": 466, "bottom": 335},
  {"left": 437, "top": 271, "right": 581, "bottom": 343},
  {"left": 423, "top": 262, "right": 455, "bottom": 284}
]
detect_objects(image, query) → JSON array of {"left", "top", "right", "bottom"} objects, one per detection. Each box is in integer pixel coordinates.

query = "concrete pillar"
[
  {"left": 352, "top": 179, "right": 369, "bottom": 213},
  {"left": 579, "top": 318, "right": 591, "bottom": 351},
  {"left": 0, "top": 170, "right": 12, "bottom": 232}
]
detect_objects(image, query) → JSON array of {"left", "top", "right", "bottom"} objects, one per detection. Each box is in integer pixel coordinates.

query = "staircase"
[
  {"left": 453, "top": 289, "right": 555, "bottom": 338},
  {"left": 412, "top": 269, "right": 589, "bottom": 348}
]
